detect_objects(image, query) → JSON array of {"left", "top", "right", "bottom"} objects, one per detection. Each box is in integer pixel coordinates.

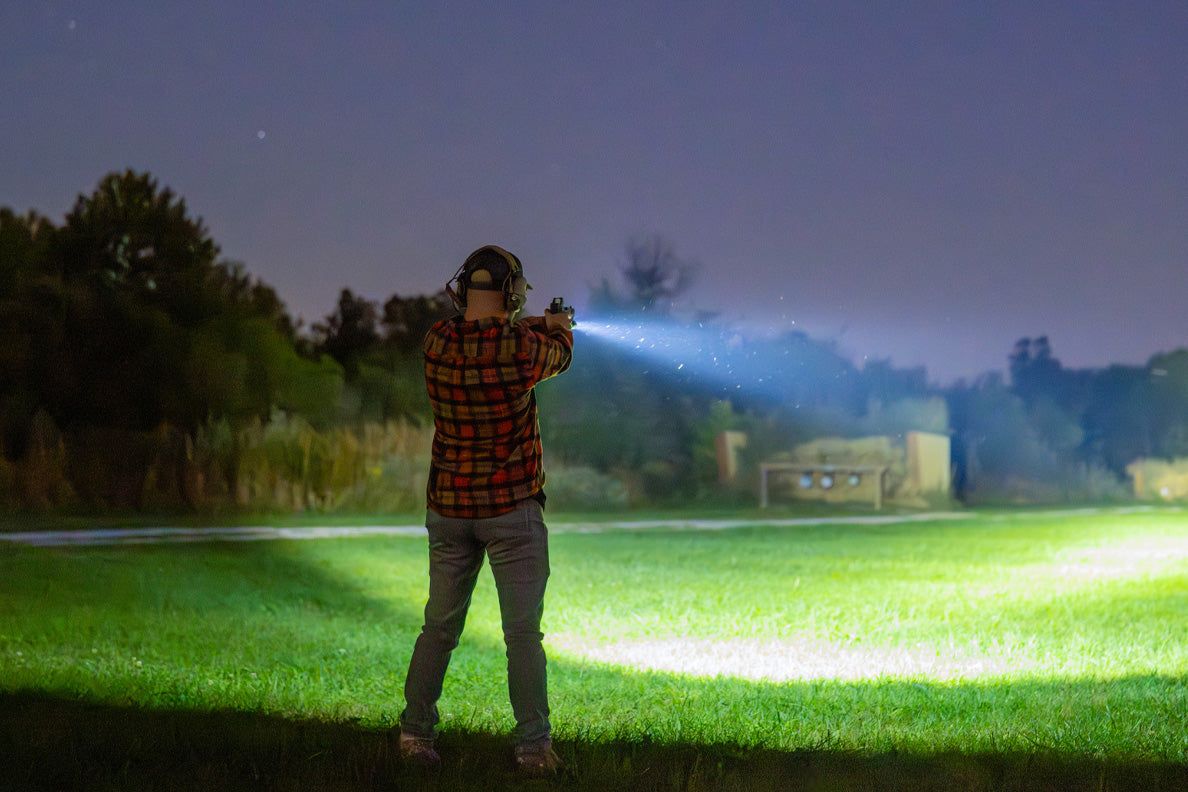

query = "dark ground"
[{"left": 2, "top": 692, "right": 1185, "bottom": 792}]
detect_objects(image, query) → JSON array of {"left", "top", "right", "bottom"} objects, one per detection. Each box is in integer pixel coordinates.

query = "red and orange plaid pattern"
[{"left": 424, "top": 315, "right": 573, "bottom": 518}]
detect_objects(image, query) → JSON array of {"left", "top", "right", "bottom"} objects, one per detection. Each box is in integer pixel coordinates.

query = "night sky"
[{"left": 4, "top": 2, "right": 1187, "bottom": 384}]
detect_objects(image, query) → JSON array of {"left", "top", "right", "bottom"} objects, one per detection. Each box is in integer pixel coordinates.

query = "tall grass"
[{"left": 1, "top": 508, "right": 1186, "bottom": 788}]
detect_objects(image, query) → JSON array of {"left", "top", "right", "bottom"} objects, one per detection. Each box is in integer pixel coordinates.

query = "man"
[{"left": 398, "top": 245, "right": 574, "bottom": 778}]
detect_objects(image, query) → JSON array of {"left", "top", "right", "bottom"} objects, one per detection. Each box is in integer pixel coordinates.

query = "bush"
[{"left": 543, "top": 464, "right": 629, "bottom": 510}]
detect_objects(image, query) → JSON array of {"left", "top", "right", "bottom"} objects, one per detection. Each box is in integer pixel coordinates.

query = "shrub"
[{"left": 543, "top": 464, "right": 629, "bottom": 510}]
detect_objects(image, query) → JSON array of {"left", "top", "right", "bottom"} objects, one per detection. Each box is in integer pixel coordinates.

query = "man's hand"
[{"left": 543, "top": 309, "right": 575, "bottom": 333}]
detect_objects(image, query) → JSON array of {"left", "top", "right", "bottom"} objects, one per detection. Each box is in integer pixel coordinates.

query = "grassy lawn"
[{"left": 1, "top": 507, "right": 1186, "bottom": 790}]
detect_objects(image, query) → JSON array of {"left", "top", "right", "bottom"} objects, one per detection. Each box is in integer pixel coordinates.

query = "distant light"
[{"left": 257, "top": 130, "right": 267, "bottom": 140}]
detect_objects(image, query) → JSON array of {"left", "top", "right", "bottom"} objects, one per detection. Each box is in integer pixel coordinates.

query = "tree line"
[
  {"left": 948, "top": 337, "right": 1188, "bottom": 502},
  {"left": 1, "top": 171, "right": 1184, "bottom": 512},
  {"left": 0, "top": 171, "right": 449, "bottom": 511}
]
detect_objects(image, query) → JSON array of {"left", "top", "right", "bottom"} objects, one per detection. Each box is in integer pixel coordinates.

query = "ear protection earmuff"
[{"left": 447, "top": 245, "right": 531, "bottom": 314}]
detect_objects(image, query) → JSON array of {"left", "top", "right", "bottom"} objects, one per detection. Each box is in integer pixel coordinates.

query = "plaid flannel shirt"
[{"left": 424, "top": 314, "right": 573, "bottom": 518}]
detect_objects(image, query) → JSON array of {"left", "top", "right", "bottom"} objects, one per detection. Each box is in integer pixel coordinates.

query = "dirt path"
[
  {"left": 6, "top": 507, "right": 1177, "bottom": 547},
  {"left": 0, "top": 512, "right": 977, "bottom": 547}
]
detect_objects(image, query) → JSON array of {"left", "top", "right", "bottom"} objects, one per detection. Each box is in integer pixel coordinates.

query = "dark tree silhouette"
[
  {"left": 381, "top": 291, "right": 453, "bottom": 355},
  {"left": 589, "top": 234, "right": 698, "bottom": 316},
  {"left": 313, "top": 288, "right": 380, "bottom": 375}
]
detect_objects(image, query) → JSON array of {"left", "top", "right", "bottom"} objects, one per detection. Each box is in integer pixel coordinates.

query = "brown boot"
[
  {"left": 398, "top": 733, "right": 441, "bottom": 770},
  {"left": 515, "top": 745, "right": 563, "bottom": 779}
]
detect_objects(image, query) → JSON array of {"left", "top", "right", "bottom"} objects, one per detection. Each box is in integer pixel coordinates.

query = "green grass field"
[{"left": 2, "top": 507, "right": 1186, "bottom": 790}]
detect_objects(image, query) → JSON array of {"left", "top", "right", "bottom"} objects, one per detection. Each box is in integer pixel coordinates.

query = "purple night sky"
[{"left": 4, "top": 2, "right": 1187, "bottom": 383}]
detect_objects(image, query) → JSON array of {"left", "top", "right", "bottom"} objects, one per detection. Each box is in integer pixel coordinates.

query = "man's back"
[{"left": 423, "top": 314, "right": 572, "bottom": 518}]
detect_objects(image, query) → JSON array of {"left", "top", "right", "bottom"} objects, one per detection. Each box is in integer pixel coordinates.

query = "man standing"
[{"left": 398, "top": 245, "right": 573, "bottom": 778}]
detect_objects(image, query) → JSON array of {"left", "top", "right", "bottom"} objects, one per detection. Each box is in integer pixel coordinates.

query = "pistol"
[{"left": 549, "top": 297, "right": 575, "bottom": 324}]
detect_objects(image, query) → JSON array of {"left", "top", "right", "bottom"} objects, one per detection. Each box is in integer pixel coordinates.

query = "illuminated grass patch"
[{"left": 1, "top": 509, "right": 1185, "bottom": 763}]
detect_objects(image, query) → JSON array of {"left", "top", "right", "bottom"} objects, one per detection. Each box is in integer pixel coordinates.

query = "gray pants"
[{"left": 400, "top": 499, "right": 552, "bottom": 749}]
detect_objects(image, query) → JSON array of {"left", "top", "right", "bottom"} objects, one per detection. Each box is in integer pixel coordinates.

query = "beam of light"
[
  {"left": 575, "top": 315, "right": 848, "bottom": 404},
  {"left": 576, "top": 317, "right": 738, "bottom": 369}
]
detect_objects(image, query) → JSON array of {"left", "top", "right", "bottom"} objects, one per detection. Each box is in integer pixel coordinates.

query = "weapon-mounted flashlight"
[{"left": 549, "top": 297, "right": 576, "bottom": 325}]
